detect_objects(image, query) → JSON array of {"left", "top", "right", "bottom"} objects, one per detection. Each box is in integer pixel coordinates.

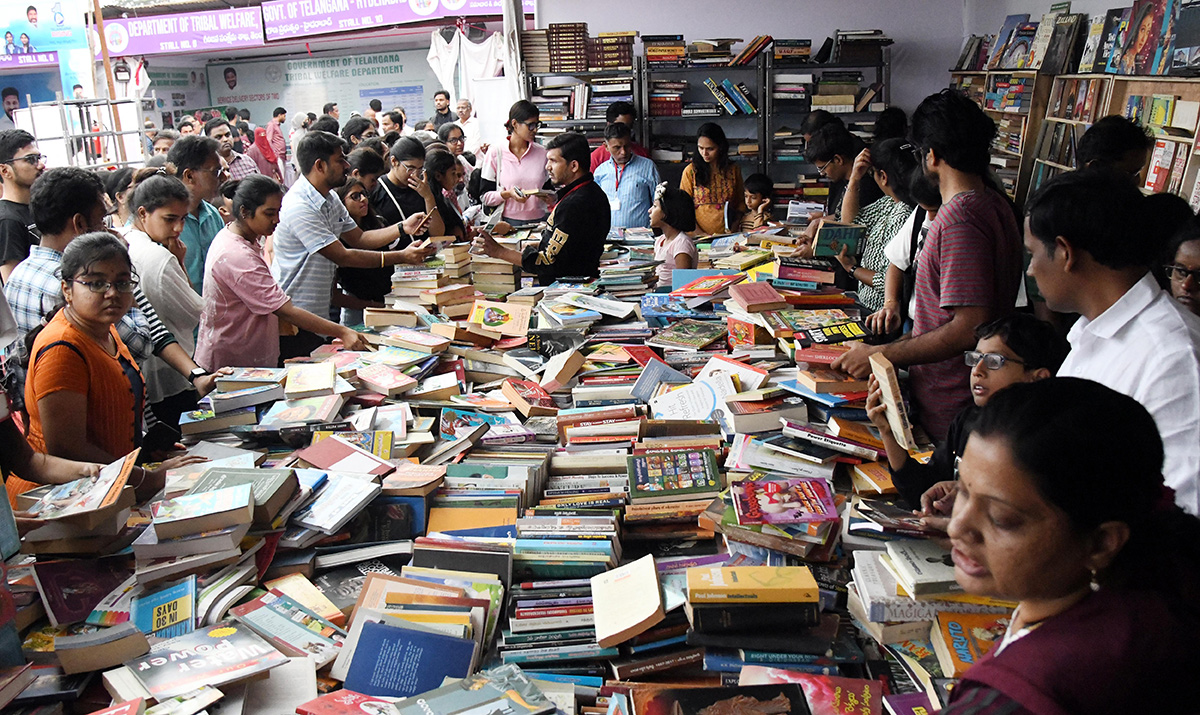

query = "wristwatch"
[{"left": 188, "top": 367, "right": 210, "bottom": 384}]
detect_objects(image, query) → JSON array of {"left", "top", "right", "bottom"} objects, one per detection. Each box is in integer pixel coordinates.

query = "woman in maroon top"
[{"left": 941, "top": 378, "right": 1200, "bottom": 714}]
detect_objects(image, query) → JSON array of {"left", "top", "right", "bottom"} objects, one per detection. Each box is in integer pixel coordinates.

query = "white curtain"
[{"left": 426, "top": 30, "right": 461, "bottom": 105}]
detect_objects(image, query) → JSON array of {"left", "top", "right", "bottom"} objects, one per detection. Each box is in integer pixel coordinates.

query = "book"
[
  {"left": 285, "top": 362, "right": 337, "bottom": 399},
  {"left": 670, "top": 274, "right": 745, "bottom": 297},
  {"left": 469, "top": 300, "right": 533, "bottom": 337},
  {"left": 179, "top": 406, "right": 259, "bottom": 435},
  {"left": 502, "top": 378, "right": 558, "bottom": 417},
  {"left": 53, "top": 622, "right": 150, "bottom": 675},
  {"left": 150, "top": 484, "right": 254, "bottom": 539},
  {"left": 229, "top": 589, "right": 346, "bottom": 668},
  {"left": 124, "top": 620, "right": 288, "bottom": 699},
  {"left": 728, "top": 282, "right": 788, "bottom": 312},
  {"left": 738, "top": 668, "right": 885, "bottom": 715},
  {"left": 0, "top": 665, "right": 34, "bottom": 710},
  {"left": 391, "top": 664, "right": 557, "bottom": 715},
  {"left": 259, "top": 395, "right": 345, "bottom": 427},
  {"left": 729, "top": 478, "right": 838, "bottom": 525},
  {"left": 884, "top": 540, "right": 963, "bottom": 597},
  {"left": 796, "top": 368, "right": 869, "bottom": 393},
  {"left": 646, "top": 320, "right": 727, "bottom": 351},
  {"left": 590, "top": 555, "right": 664, "bottom": 648},
  {"left": 297, "top": 690, "right": 400, "bottom": 715},
  {"left": 32, "top": 556, "right": 132, "bottom": 627},
  {"left": 627, "top": 449, "right": 723, "bottom": 504},
  {"left": 294, "top": 436, "right": 396, "bottom": 477},
  {"left": 641, "top": 684, "right": 810, "bottom": 715},
  {"left": 812, "top": 221, "right": 866, "bottom": 257},
  {"left": 130, "top": 576, "right": 196, "bottom": 639},
  {"left": 291, "top": 475, "right": 382, "bottom": 535},
  {"left": 202, "top": 383, "right": 284, "bottom": 413},
  {"left": 185, "top": 467, "right": 298, "bottom": 526},
  {"left": 215, "top": 367, "right": 286, "bottom": 392},
  {"left": 930, "top": 611, "right": 1011, "bottom": 678},
  {"left": 686, "top": 600, "right": 820, "bottom": 633},
  {"left": 686, "top": 566, "right": 819, "bottom": 603},
  {"left": 869, "top": 353, "right": 916, "bottom": 450},
  {"left": 343, "top": 620, "right": 476, "bottom": 697},
  {"left": 356, "top": 363, "right": 417, "bottom": 396},
  {"left": 263, "top": 573, "right": 347, "bottom": 626}
]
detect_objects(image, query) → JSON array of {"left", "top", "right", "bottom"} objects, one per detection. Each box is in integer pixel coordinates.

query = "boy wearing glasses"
[
  {"left": 0, "top": 129, "right": 45, "bottom": 284},
  {"left": 1025, "top": 170, "right": 1200, "bottom": 515},
  {"left": 866, "top": 314, "right": 1067, "bottom": 522}
]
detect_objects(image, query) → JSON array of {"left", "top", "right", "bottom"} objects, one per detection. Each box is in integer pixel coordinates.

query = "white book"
[
  {"left": 243, "top": 657, "right": 317, "bottom": 715},
  {"left": 290, "top": 474, "right": 381, "bottom": 534},
  {"left": 591, "top": 555, "right": 664, "bottom": 648}
]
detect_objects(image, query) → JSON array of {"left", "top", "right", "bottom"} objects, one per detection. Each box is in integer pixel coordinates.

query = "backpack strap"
[{"left": 34, "top": 340, "right": 86, "bottom": 365}]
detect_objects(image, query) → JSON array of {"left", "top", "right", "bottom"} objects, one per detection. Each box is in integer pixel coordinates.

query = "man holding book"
[
  {"left": 834, "top": 90, "right": 1023, "bottom": 442},
  {"left": 594, "top": 122, "right": 659, "bottom": 230},
  {"left": 472, "top": 132, "right": 610, "bottom": 286}
]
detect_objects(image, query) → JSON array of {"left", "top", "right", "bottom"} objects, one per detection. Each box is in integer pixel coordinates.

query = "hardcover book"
[{"left": 627, "top": 449, "right": 722, "bottom": 503}]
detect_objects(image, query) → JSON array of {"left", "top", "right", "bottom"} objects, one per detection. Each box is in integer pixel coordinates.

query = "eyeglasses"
[
  {"left": 3, "top": 153, "right": 43, "bottom": 166},
  {"left": 347, "top": 191, "right": 366, "bottom": 201},
  {"left": 447, "top": 135, "right": 465, "bottom": 144},
  {"left": 1165, "top": 264, "right": 1200, "bottom": 283},
  {"left": 815, "top": 159, "right": 832, "bottom": 176},
  {"left": 521, "top": 120, "right": 541, "bottom": 131},
  {"left": 400, "top": 163, "right": 425, "bottom": 177},
  {"left": 72, "top": 278, "right": 139, "bottom": 294},
  {"left": 964, "top": 350, "right": 1025, "bottom": 370}
]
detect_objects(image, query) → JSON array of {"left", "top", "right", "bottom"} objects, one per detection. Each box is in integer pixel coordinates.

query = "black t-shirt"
[
  {"left": 429, "top": 109, "right": 454, "bottom": 129},
  {"left": 0, "top": 200, "right": 36, "bottom": 267},
  {"left": 340, "top": 177, "right": 428, "bottom": 303},
  {"left": 826, "top": 177, "right": 885, "bottom": 222},
  {"left": 520, "top": 176, "right": 611, "bottom": 286}
]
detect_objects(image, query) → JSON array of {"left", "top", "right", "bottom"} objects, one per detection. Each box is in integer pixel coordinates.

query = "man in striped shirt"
[
  {"left": 835, "top": 90, "right": 1023, "bottom": 441},
  {"left": 205, "top": 118, "right": 258, "bottom": 182},
  {"left": 594, "top": 122, "right": 659, "bottom": 230}
]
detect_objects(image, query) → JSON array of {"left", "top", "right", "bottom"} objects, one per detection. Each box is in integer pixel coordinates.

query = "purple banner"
[
  {"left": 100, "top": 7, "right": 264, "bottom": 56},
  {"left": 0, "top": 51, "right": 58, "bottom": 68},
  {"left": 260, "top": 0, "right": 532, "bottom": 42}
]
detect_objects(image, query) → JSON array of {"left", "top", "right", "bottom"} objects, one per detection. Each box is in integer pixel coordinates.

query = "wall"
[
  {"left": 143, "top": 56, "right": 217, "bottom": 129},
  {"left": 533, "top": 0, "right": 966, "bottom": 111},
  {"left": 965, "top": 0, "right": 1115, "bottom": 37}
]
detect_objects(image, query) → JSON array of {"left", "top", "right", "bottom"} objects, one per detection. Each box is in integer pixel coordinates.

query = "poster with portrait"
[{"left": 0, "top": 0, "right": 93, "bottom": 99}]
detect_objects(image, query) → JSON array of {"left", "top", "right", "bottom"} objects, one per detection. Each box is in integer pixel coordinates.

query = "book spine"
[
  {"left": 703, "top": 77, "right": 740, "bottom": 115},
  {"left": 611, "top": 647, "right": 705, "bottom": 678},
  {"left": 738, "top": 649, "right": 827, "bottom": 664},
  {"left": 721, "top": 78, "right": 755, "bottom": 114},
  {"left": 782, "top": 425, "right": 880, "bottom": 460},
  {"left": 691, "top": 602, "right": 820, "bottom": 633}
]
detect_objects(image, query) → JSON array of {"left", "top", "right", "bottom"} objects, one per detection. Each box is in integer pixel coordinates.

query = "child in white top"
[{"left": 649, "top": 183, "right": 699, "bottom": 288}]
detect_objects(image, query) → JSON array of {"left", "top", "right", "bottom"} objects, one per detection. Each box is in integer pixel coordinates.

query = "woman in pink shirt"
[
  {"left": 195, "top": 175, "right": 370, "bottom": 369},
  {"left": 479, "top": 100, "right": 551, "bottom": 227}
]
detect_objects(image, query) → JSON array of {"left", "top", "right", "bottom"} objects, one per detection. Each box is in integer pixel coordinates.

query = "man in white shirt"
[
  {"left": 456, "top": 99, "right": 486, "bottom": 157},
  {"left": 1024, "top": 170, "right": 1200, "bottom": 515}
]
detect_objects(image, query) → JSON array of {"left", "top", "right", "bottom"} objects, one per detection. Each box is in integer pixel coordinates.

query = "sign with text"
[
  {"left": 0, "top": 50, "right": 57, "bottom": 69},
  {"left": 2, "top": 0, "right": 93, "bottom": 98},
  {"left": 259, "top": 0, "right": 533, "bottom": 42},
  {"left": 101, "top": 7, "right": 264, "bottom": 56}
]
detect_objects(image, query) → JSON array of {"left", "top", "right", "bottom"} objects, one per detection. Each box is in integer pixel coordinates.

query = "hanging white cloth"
[
  {"left": 426, "top": 29, "right": 461, "bottom": 105},
  {"left": 457, "top": 32, "right": 505, "bottom": 105}
]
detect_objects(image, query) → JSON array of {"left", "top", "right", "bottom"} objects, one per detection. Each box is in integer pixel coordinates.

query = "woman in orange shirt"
[
  {"left": 679, "top": 123, "right": 745, "bottom": 236},
  {"left": 22, "top": 232, "right": 200, "bottom": 496}
]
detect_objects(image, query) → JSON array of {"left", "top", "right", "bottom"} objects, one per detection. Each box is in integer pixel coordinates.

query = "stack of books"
[
  {"left": 644, "top": 34, "right": 686, "bottom": 68},
  {"left": 521, "top": 29, "right": 551, "bottom": 74},
  {"left": 773, "top": 38, "right": 813, "bottom": 64},
  {"left": 548, "top": 23, "right": 588, "bottom": 73},
  {"left": 586, "top": 31, "right": 636, "bottom": 70}
]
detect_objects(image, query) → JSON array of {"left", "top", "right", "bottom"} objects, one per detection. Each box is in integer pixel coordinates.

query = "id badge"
[{"left": 609, "top": 196, "right": 621, "bottom": 210}]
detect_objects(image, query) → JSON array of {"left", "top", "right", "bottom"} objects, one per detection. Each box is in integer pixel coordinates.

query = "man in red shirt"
[
  {"left": 589, "top": 101, "right": 649, "bottom": 172},
  {"left": 834, "top": 90, "right": 1023, "bottom": 441}
]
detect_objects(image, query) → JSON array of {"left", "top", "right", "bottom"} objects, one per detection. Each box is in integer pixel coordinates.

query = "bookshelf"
[
  {"left": 763, "top": 52, "right": 891, "bottom": 212},
  {"left": 1102, "top": 75, "right": 1200, "bottom": 206},
  {"left": 1029, "top": 74, "right": 1111, "bottom": 193},
  {"left": 640, "top": 58, "right": 766, "bottom": 186},
  {"left": 524, "top": 61, "right": 644, "bottom": 152},
  {"left": 950, "top": 69, "right": 1052, "bottom": 209}
]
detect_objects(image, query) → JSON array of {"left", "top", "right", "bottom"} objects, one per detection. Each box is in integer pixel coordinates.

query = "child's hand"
[
  {"left": 919, "top": 480, "right": 958, "bottom": 532},
  {"left": 867, "top": 301, "right": 902, "bottom": 334},
  {"left": 865, "top": 375, "right": 890, "bottom": 432}
]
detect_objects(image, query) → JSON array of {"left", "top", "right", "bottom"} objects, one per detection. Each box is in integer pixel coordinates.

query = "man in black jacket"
[{"left": 472, "top": 132, "right": 610, "bottom": 285}]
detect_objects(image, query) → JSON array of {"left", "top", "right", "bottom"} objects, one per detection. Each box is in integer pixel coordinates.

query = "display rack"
[
  {"left": 15, "top": 96, "right": 148, "bottom": 170},
  {"left": 1102, "top": 75, "right": 1200, "bottom": 206},
  {"left": 524, "top": 60, "right": 644, "bottom": 152},
  {"left": 1029, "top": 74, "right": 1111, "bottom": 193},
  {"left": 950, "top": 69, "right": 1052, "bottom": 209}
]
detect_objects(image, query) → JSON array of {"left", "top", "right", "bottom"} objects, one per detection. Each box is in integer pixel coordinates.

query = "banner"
[
  {"left": 1, "top": 0, "right": 93, "bottom": 99},
  {"left": 260, "top": 0, "right": 533, "bottom": 42},
  {"left": 0, "top": 51, "right": 57, "bottom": 69},
  {"left": 205, "top": 49, "right": 436, "bottom": 131},
  {"left": 101, "top": 7, "right": 264, "bottom": 57}
]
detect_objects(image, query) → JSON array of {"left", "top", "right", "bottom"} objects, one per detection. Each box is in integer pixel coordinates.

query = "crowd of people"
[{"left": 0, "top": 82, "right": 1199, "bottom": 713}]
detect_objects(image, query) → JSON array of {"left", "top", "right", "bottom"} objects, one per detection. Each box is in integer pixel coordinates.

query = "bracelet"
[
  {"left": 132, "top": 466, "right": 147, "bottom": 490},
  {"left": 380, "top": 252, "right": 385, "bottom": 269}
]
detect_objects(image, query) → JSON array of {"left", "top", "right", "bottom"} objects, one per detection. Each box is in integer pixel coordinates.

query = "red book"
[
  {"left": 501, "top": 378, "right": 558, "bottom": 417},
  {"left": 793, "top": 344, "right": 851, "bottom": 365},
  {"left": 669, "top": 274, "right": 746, "bottom": 297},
  {"left": 293, "top": 435, "right": 396, "bottom": 476},
  {"left": 728, "top": 281, "right": 788, "bottom": 312},
  {"left": 623, "top": 346, "right": 660, "bottom": 367},
  {"left": 296, "top": 691, "right": 396, "bottom": 715}
]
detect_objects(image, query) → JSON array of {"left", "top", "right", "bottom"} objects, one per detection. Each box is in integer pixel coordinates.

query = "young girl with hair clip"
[
  {"left": 124, "top": 167, "right": 207, "bottom": 425},
  {"left": 649, "top": 183, "right": 698, "bottom": 288},
  {"left": 831, "top": 138, "right": 920, "bottom": 312},
  {"left": 479, "top": 100, "right": 550, "bottom": 228},
  {"left": 195, "top": 175, "right": 373, "bottom": 371},
  {"left": 425, "top": 148, "right": 469, "bottom": 242},
  {"left": 679, "top": 122, "right": 745, "bottom": 235},
  {"left": 23, "top": 232, "right": 205, "bottom": 500}
]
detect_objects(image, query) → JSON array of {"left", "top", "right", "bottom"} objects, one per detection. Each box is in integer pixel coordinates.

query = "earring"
[{"left": 1089, "top": 568, "right": 1100, "bottom": 592}]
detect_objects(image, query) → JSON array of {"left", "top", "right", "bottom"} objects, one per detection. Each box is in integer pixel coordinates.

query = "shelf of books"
[
  {"left": 1030, "top": 74, "right": 1110, "bottom": 193},
  {"left": 1102, "top": 76, "right": 1200, "bottom": 208},
  {"left": 521, "top": 27, "right": 642, "bottom": 150},
  {"left": 950, "top": 69, "right": 1052, "bottom": 207}
]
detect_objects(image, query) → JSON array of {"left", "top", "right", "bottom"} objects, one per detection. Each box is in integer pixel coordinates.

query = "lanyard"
[
  {"left": 613, "top": 162, "right": 627, "bottom": 193},
  {"left": 548, "top": 181, "right": 586, "bottom": 224}
]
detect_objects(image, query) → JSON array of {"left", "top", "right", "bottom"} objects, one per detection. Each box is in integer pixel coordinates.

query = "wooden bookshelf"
[
  {"left": 1029, "top": 74, "right": 1111, "bottom": 193},
  {"left": 950, "top": 69, "right": 1052, "bottom": 209},
  {"left": 1103, "top": 75, "right": 1200, "bottom": 205}
]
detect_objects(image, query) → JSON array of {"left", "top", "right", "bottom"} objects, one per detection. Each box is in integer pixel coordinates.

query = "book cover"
[
  {"left": 343, "top": 620, "right": 475, "bottom": 697},
  {"left": 203, "top": 383, "right": 284, "bottom": 413},
  {"left": 297, "top": 690, "right": 398, "bottom": 715},
  {"left": 626, "top": 449, "right": 722, "bottom": 503},
  {"left": 641, "top": 684, "right": 809, "bottom": 715},
  {"left": 25, "top": 451, "right": 135, "bottom": 522},
  {"left": 738, "top": 667, "right": 884, "bottom": 715},
  {"left": 32, "top": 556, "right": 133, "bottom": 628},
  {"left": 931, "top": 611, "right": 1011, "bottom": 678},
  {"left": 686, "top": 566, "right": 819, "bottom": 603},
  {"left": 186, "top": 468, "right": 297, "bottom": 524},
  {"left": 884, "top": 540, "right": 962, "bottom": 597},
  {"left": 988, "top": 14, "right": 1031, "bottom": 69},
  {"left": 124, "top": 620, "right": 288, "bottom": 699},
  {"left": 813, "top": 221, "right": 866, "bottom": 258},
  {"left": 356, "top": 364, "right": 417, "bottom": 396},
  {"left": 259, "top": 395, "right": 344, "bottom": 427},
  {"left": 730, "top": 478, "right": 838, "bottom": 525},
  {"left": 229, "top": 589, "right": 346, "bottom": 667},
  {"left": 640, "top": 295, "right": 714, "bottom": 319},
  {"left": 150, "top": 484, "right": 254, "bottom": 538},
  {"left": 294, "top": 436, "right": 395, "bottom": 477},
  {"left": 285, "top": 363, "right": 337, "bottom": 398},
  {"left": 215, "top": 367, "right": 286, "bottom": 391},
  {"left": 647, "top": 320, "right": 727, "bottom": 350},
  {"left": 438, "top": 408, "right": 511, "bottom": 440},
  {"left": 391, "top": 664, "right": 557, "bottom": 715},
  {"left": 130, "top": 576, "right": 196, "bottom": 639},
  {"left": 670, "top": 274, "right": 744, "bottom": 297},
  {"left": 469, "top": 300, "right": 533, "bottom": 336}
]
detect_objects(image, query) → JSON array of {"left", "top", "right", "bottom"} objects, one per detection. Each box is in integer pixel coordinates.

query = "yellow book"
[
  {"left": 284, "top": 362, "right": 336, "bottom": 399},
  {"left": 686, "top": 566, "right": 818, "bottom": 603},
  {"left": 265, "top": 573, "right": 346, "bottom": 626}
]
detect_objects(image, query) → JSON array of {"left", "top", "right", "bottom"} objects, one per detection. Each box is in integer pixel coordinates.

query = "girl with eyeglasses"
[
  {"left": 335, "top": 177, "right": 389, "bottom": 326},
  {"left": 124, "top": 168, "right": 208, "bottom": 428},
  {"left": 865, "top": 314, "right": 1068, "bottom": 520},
  {"left": 479, "top": 100, "right": 551, "bottom": 228},
  {"left": 23, "top": 233, "right": 204, "bottom": 498}
]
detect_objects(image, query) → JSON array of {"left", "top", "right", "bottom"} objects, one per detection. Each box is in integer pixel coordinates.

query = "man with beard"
[
  {"left": 832, "top": 89, "right": 1023, "bottom": 442},
  {"left": 271, "top": 131, "right": 434, "bottom": 358},
  {"left": 0, "top": 129, "right": 44, "bottom": 282}
]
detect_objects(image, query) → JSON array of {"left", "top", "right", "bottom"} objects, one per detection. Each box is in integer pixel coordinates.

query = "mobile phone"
[
  {"left": 484, "top": 207, "right": 504, "bottom": 233},
  {"left": 513, "top": 187, "right": 526, "bottom": 199}
]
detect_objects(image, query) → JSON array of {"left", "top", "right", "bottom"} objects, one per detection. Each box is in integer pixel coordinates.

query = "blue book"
[
  {"left": 770, "top": 278, "right": 819, "bottom": 291},
  {"left": 441, "top": 524, "right": 518, "bottom": 538},
  {"left": 438, "top": 408, "right": 510, "bottom": 441},
  {"left": 519, "top": 672, "right": 605, "bottom": 687},
  {"left": 374, "top": 495, "right": 428, "bottom": 535},
  {"left": 640, "top": 294, "right": 705, "bottom": 319},
  {"left": 630, "top": 359, "right": 692, "bottom": 403},
  {"left": 131, "top": 575, "right": 197, "bottom": 639},
  {"left": 777, "top": 379, "right": 853, "bottom": 406},
  {"left": 344, "top": 620, "right": 476, "bottom": 697}
]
